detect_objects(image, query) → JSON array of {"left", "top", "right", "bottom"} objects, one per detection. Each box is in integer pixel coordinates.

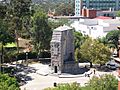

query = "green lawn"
[{"left": 4, "top": 42, "right": 16, "bottom": 47}]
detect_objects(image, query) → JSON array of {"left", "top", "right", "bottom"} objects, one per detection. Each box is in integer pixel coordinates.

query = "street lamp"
[
  {"left": 118, "top": 67, "right": 120, "bottom": 90},
  {"left": 0, "top": 52, "right": 1, "bottom": 73},
  {"left": 24, "top": 50, "right": 28, "bottom": 66},
  {"left": 26, "top": 52, "right": 28, "bottom": 66}
]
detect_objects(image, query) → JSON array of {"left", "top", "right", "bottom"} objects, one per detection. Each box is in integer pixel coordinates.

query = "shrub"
[
  {"left": 44, "top": 82, "right": 81, "bottom": 90},
  {"left": 0, "top": 73, "right": 20, "bottom": 90}
]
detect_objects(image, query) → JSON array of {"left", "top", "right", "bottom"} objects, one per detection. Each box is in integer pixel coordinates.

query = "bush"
[
  {"left": 0, "top": 73, "right": 20, "bottom": 90},
  {"left": 44, "top": 82, "right": 81, "bottom": 90},
  {"left": 44, "top": 74, "right": 118, "bottom": 90},
  {"left": 85, "top": 74, "right": 118, "bottom": 90}
]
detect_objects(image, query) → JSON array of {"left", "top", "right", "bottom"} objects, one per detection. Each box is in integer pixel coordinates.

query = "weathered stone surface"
[{"left": 50, "top": 25, "right": 78, "bottom": 74}]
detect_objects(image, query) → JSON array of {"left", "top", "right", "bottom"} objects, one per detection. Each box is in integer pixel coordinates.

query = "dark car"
[{"left": 106, "top": 60, "right": 120, "bottom": 70}]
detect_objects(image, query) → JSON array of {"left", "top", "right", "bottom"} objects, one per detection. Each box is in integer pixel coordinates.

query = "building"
[
  {"left": 71, "top": 19, "right": 120, "bottom": 38},
  {"left": 50, "top": 25, "right": 78, "bottom": 74},
  {"left": 81, "top": 8, "right": 97, "bottom": 18},
  {"left": 75, "top": 0, "right": 120, "bottom": 16},
  {"left": 75, "top": 0, "right": 82, "bottom": 16},
  {"left": 81, "top": 8, "right": 117, "bottom": 18}
]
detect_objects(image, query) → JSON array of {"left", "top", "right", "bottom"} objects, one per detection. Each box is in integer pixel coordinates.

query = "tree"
[
  {"left": 9, "top": 0, "right": 32, "bottom": 54},
  {"left": 116, "top": 11, "right": 120, "bottom": 17},
  {"left": 106, "top": 30, "right": 120, "bottom": 48},
  {"left": 75, "top": 48, "right": 81, "bottom": 62},
  {"left": 80, "top": 38, "right": 111, "bottom": 67},
  {"left": 85, "top": 74, "right": 118, "bottom": 90},
  {"left": 55, "top": 2, "right": 74, "bottom": 16},
  {"left": 74, "top": 31, "right": 88, "bottom": 49},
  {"left": 32, "top": 10, "right": 52, "bottom": 59},
  {"left": 97, "top": 37, "right": 108, "bottom": 45},
  {"left": 74, "top": 31, "right": 88, "bottom": 62},
  {"left": 0, "top": 19, "right": 14, "bottom": 72}
]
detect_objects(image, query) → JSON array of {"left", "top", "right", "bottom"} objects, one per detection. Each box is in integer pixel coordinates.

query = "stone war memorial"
[{"left": 50, "top": 25, "right": 79, "bottom": 75}]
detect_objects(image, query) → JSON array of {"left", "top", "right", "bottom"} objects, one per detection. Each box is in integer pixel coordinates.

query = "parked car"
[
  {"left": 106, "top": 64, "right": 117, "bottom": 70},
  {"left": 106, "top": 60, "right": 120, "bottom": 70}
]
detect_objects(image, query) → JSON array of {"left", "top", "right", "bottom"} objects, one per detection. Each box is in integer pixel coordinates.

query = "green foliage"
[
  {"left": 32, "top": 10, "right": 52, "bottom": 54},
  {"left": 74, "top": 31, "right": 88, "bottom": 62},
  {"left": 0, "top": 3, "right": 7, "bottom": 19},
  {"left": 44, "top": 82, "right": 81, "bottom": 90},
  {"left": 97, "top": 37, "right": 108, "bottom": 45},
  {"left": 4, "top": 48, "right": 17, "bottom": 63},
  {"left": 44, "top": 75, "right": 117, "bottom": 90},
  {"left": 80, "top": 38, "right": 111, "bottom": 65},
  {"left": 98, "top": 30, "right": 120, "bottom": 48},
  {"left": 0, "top": 73, "right": 20, "bottom": 90},
  {"left": 106, "top": 30, "right": 120, "bottom": 48},
  {"left": 116, "top": 11, "right": 120, "bottom": 17},
  {"left": 10, "top": 0, "right": 32, "bottom": 17},
  {"left": 85, "top": 74, "right": 118, "bottom": 90},
  {"left": 75, "top": 48, "right": 81, "bottom": 62},
  {"left": 0, "top": 20, "right": 14, "bottom": 45},
  {"left": 74, "top": 31, "right": 88, "bottom": 49},
  {"left": 33, "top": 1, "right": 74, "bottom": 16},
  {"left": 49, "top": 19, "right": 69, "bottom": 30},
  {"left": 54, "top": 2, "right": 74, "bottom": 16}
]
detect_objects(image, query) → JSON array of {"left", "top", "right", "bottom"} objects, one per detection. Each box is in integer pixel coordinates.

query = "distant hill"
[{"left": 32, "top": 0, "right": 74, "bottom": 4}]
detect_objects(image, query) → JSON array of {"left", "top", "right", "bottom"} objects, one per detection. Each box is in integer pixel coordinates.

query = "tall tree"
[
  {"left": 80, "top": 38, "right": 111, "bottom": 67},
  {"left": 0, "top": 1, "right": 14, "bottom": 71},
  {"left": 74, "top": 31, "right": 88, "bottom": 49},
  {"left": 0, "top": 19, "right": 14, "bottom": 72},
  {"left": 32, "top": 10, "right": 52, "bottom": 59},
  {"left": 9, "top": 0, "right": 32, "bottom": 54}
]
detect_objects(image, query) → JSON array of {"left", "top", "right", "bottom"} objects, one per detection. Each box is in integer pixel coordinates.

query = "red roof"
[{"left": 95, "top": 16, "right": 112, "bottom": 19}]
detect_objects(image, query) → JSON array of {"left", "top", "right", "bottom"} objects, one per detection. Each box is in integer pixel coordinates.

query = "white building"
[{"left": 71, "top": 18, "right": 120, "bottom": 38}]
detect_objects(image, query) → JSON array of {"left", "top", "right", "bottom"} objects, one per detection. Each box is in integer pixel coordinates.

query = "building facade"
[
  {"left": 75, "top": 0, "right": 120, "bottom": 16},
  {"left": 71, "top": 19, "right": 120, "bottom": 38},
  {"left": 75, "top": 0, "right": 82, "bottom": 16}
]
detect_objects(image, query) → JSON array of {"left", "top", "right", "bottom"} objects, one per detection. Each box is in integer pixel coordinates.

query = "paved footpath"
[
  {"left": 20, "top": 63, "right": 118, "bottom": 90},
  {"left": 20, "top": 73, "right": 90, "bottom": 90}
]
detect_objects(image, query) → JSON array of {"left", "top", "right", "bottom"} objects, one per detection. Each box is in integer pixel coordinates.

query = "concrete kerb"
[{"left": 59, "top": 74, "right": 85, "bottom": 78}]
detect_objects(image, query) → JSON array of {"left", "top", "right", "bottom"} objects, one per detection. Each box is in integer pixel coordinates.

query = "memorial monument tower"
[{"left": 51, "top": 25, "right": 78, "bottom": 74}]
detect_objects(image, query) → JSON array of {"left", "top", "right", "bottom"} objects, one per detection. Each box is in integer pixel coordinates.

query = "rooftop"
[
  {"left": 54, "top": 25, "right": 72, "bottom": 31},
  {"left": 95, "top": 16, "right": 112, "bottom": 19}
]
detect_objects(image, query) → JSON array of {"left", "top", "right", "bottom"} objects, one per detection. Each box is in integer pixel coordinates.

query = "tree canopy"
[
  {"left": 80, "top": 38, "right": 111, "bottom": 65},
  {"left": 106, "top": 30, "right": 120, "bottom": 48},
  {"left": 31, "top": 10, "right": 52, "bottom": 56},
  {"left": 0, "top": 20, "right": 14, "bottom": 45}
]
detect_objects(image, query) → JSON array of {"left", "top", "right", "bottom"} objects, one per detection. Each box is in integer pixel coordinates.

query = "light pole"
[
  {"left": 118, "top": 67, "right": 120, "bottom": 90},
  {"left": 25, "top": 52, "right": 28, "bottom": 66},
  {"left": 24, "top": 50, "right": 28, "bottom": 66},
  {"left": 0, "top": 52, "right": 1, "bottom": 73}
]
